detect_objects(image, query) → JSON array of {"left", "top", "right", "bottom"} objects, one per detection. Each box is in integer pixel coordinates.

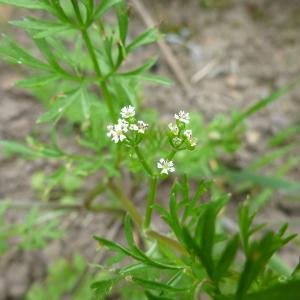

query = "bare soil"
[{"left": 0, "top": 0, "right": 299, "bottom": 299}]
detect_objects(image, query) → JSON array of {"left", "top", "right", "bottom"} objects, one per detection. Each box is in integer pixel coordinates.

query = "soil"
[{"left": 0, "top": 0, "right": 299, "bottom": 299}]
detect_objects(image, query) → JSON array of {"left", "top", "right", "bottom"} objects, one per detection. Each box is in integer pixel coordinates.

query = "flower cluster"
[
  {"left": 107, "top": 108, "right": 196, "bottom": 176},
  {"left": 107, "top": 105, "right": 149, "bottom": 144},
  {"left": 168, "top": 110, "right": 197, "bottom": 150}
]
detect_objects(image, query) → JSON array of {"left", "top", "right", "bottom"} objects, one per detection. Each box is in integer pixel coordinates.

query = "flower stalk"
[
  {"left": 70, "top": 0, "right": 116, "bottom": 121},
  {"left": 144, "top": 176, "right": 158, "bottom": 229}
]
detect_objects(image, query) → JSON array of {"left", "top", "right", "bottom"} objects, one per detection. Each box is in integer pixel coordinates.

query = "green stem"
[
  {"left": 71, "top": 0, "right": 116, "bottom": 121},
  {"left": 168, "top": 149, "right": 177, "bottom": 161},
  {"left": 134, "top": 146, "right": 153, "bottom": 176},
  {"left": 108, "top": 180, "right": 143, "bottom": 227},
  {"left": 144, "top": 176, "right": 158, "bottom": 229}
]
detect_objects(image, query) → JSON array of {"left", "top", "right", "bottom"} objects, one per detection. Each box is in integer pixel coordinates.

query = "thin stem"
[
  {"left": 134, "top": 145, "right": 153, "bottom": 176},
  {"left": 168, "top": 149, "right": 177, "bottom": 161},
  {"left": 107, "top": 180, "right": 143, "bottom": 226},
  {"left": 83, "top": 181, "right": 107, "bottom": 209},
  {"left": 70, "top": 0, "right": 116, "bottom": 121},
  {"left": 144, "top": 176, "right": 158, "bottom": 229}
]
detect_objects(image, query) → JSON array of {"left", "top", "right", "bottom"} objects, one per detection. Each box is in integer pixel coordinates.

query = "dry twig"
[{"left": 130, "top": 0, "right": 194, "bottom": 98}]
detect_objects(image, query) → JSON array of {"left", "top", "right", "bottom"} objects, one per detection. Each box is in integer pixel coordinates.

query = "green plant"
[
  {"left": 0, "top": 1, "right": 299, "bottom": 300},
  {"left": 93, "top": 180, "right": 299, "bottom": 299}
]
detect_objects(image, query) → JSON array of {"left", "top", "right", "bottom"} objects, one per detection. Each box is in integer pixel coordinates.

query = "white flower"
[
  {"left": 183, "top": 129, "right": 192, "bottom": 138},
  {"left": 129, "top": 124, "right": 139, "bottom": 131},
  {"left": 168, "top": 123, "right": 179, "bottom": 135},
  {"left": 174, "top": 110, "right": 190, "bottom": 124},
  {"left": 107, "top": 119, "right": 128, "bottom": 143},
  {"left": 183, "top": 129, "right": 197, "bottom": 147},
  {"left": 188, "top": 137, "right": 197, "bottom": 147},
  {"left": 117, "top": 118, "right": 129, "bottom": 132},
  {"left": 157, "top": 158, "right": 175, "bottom": 175},
  {"left": 129, "top": 121, "right": 148, "bottom": 134},
  {"left": 120, "top": 105, "right": 135, "bottom": 119},
  {"left": 137, "top": 120, "right": 149, "bottom": 134}
]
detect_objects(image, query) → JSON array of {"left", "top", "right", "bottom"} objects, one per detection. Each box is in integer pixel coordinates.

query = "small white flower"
[
  {"left": 174, "top": 110, "right": 190, "bottom": 124},
  {"left": 168, "top": 123, "right": 179, "bottom": 135},
  {"left": 107, "top": 125, "right": 115, "bottom": 137},
  {"left": 137, "top": 120, "right": 149, "bottom": 134},
  {"left": 107, "top": 119, "right": 128, "bottom": 143},
  {"left": 117, "top": 118, "right": 129, "bottom": 132},
  {"left": 183, "top": 129, "right": 192, "bottom": 138},
  {"left": 183, "top": 129, "right": 197, "bottom": 147},
  {"left": 111, "top": 124, "right": 127, "bottom": 143},
  {"left": 188, "top": 137, "right": 197, "bottom": 147},
  {"left": 157, "top": 158, "right": 175, "bottom": 175},
  {"left": 129, "top": 124, "right": 139, "bottom": 131},
  {"left": 120, "top": 105, "right": 135, "bottom": 119}
]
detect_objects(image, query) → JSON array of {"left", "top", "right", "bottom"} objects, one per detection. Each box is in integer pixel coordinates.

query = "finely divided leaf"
[
  {"left": 126, "top": 28, "right": 160, "bottom": 52},
  {"left": 0, "top": 0, "right": 49, "bottom": 10},
  {"left": 93, "top": 0, "right": 123, "bottom": 19}
]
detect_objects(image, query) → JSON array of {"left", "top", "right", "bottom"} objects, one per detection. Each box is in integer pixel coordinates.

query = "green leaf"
[
  {"left": 124, "top": 215, "right": 136, "bottom": 251},
  {"left": 169, "top": 189, "right": 183, "bottom": 242},
  {"left": 90, "top": 280, "right": 114, "bottom": 299},
  {"left": 16, "top": 74, "right": 59, "bottom": 88},
  {"left": 145, "top": 291, "right": 173, "bottom": 300},
  {"left": 0, "top": 140, "right": 41, "bottom": 157},
  {"left": 33, "top": 38, "right": 65, "bottom": 73},
  {"left": 126, "top": 28, "right": 160, "bottom": 52},
  {"left": 93, "top": 0, "right": 123, "bottom": 19},
  {"left": 268, "top": 124, "right": 300, "bottom": 147},
  {"left": 196, "top": 196, "right": 229, "bottom": 278},
  {"left": 139, "top": 74, "right": 173, "bottom": 85},
  {"left": 94, "top": 236, "right": 181, "bottom": 270},
  {"left": 230, "top": 78, "right": 300, "bottom": 128},
  {"left": 0, "top": 0, "right": 49, "bottom": 9},
  {"left": 229, "top": 170, "right": 300, "bottom": 191},
  {"left": 79, "top": 87, "right": 91, "bottom": 120},
  {"left": 215, "top": 234, "right": 239, "bottom": 281},
  {"left": 236, "top": 231, "right": 296, "bottom": 298},
  {"left": 10, "top": 17, "right": 73, "bottom": 38},
  {"left": 238, "top": 204, "right": 259, "bottom": 255},
  {"left": 132, "top": 277, "right": 190, "bottom": 292},
  {"left": 37, "top": 89, "right": 80, "bottom": 124},
  {"left": 242, "top": 279, "right": 300, "bottom": 300},
  {"left": 0, "top": 36, "right": 49, "bottom": 70},
  {"left": 94, "top": 236, "right": 141, "bottom": 260},
  {"left": 117, "top": 3, "right": 129, "bottom": 44},
  {"left": 117, "top": 57, "right": 157, "bottom": 77},
  {"left": 0, "top": 140, "right": 63, "bottom": 159}
]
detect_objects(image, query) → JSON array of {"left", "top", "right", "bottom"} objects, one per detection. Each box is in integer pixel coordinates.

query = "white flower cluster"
[
  {"left": 157, "top": 111, "right": 196, "bottom": 175},
  {"left": 168, "top": 110, "right": 197, "bottom": 148},
  {"left": 107, "top": 105, "right": 149, "bottom": 143}
]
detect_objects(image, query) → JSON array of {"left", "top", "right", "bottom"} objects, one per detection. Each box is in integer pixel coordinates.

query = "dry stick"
[
  {"left": 2, "top": 200, "right": 124, "bottom": 214},
  {"left": 61, "top": 220, "right": 123, "bottom": 300},
  {"left": 130, "top": 0, "right": 194, "bottom": 98}
]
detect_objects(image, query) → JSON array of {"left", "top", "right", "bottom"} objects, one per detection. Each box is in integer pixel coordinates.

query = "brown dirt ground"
[{"left": 0, "top": 0, "right": 300, "bottom": 299}]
